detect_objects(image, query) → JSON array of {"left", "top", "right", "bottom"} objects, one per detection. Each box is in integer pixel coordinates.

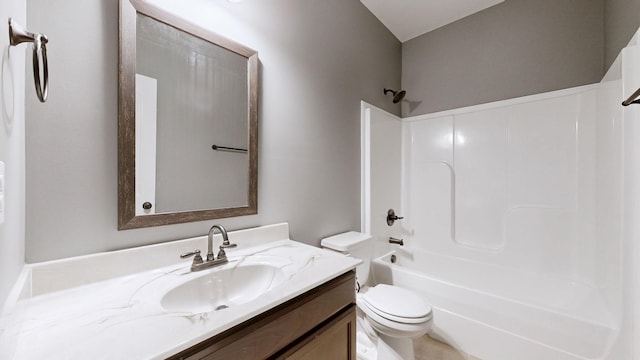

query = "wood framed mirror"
[{"left": 118, "top": 0, "right": 258, "bottom": 230}]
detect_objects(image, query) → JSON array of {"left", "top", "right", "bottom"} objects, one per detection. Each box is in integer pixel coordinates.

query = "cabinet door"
[{"left": 277, "top": 305, "right": 356, "bottom": 360}]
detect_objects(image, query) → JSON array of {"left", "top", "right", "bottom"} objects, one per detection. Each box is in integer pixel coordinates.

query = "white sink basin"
[{"left": 160, "top": 264, "right": 286, "bottom": 313}]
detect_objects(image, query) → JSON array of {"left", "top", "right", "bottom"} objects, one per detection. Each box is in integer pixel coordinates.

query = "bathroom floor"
[{"left": 413, "top": 335, "right": 481, "bottom": 360}]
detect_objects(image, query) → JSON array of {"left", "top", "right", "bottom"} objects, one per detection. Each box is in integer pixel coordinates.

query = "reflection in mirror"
[
  {"left": 136, "top": 13, "right": 249, "bottom": 213},
  {"left": 119, "top": 0, "right": 258, "bottom": 230}
]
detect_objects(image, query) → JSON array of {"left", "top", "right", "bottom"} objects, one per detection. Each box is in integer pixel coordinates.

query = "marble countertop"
[{"left": 0, "top": 223, "right": 360, "bottom": 359}]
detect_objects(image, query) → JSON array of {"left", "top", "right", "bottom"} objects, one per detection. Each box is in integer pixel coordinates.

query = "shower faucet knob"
[{"left": 387, "top": 209, "right": 404, "bottom": 226}]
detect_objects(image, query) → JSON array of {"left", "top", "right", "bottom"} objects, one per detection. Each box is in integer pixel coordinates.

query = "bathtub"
[{"left": 371, "top": 249, "right": 619, "bottom": 360}]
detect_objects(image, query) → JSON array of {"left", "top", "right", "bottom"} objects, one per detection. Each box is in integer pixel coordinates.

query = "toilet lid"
[{"left": 361, "top": 284, "right": 432, "bottom": 322}]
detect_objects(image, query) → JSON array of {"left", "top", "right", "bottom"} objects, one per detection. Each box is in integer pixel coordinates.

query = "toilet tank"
[{"left": 321, "top": 232, "right": 372, "bottom": 286}]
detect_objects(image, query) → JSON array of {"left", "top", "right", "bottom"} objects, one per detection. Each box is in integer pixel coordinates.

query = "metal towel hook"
[{"left": 8, "top": 18, "right": 49, "bottom": 103}]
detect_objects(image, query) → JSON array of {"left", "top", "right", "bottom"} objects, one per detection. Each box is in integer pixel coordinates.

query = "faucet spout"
[{"left": 207, "top": 224, "right": 229, "bottom": 261}]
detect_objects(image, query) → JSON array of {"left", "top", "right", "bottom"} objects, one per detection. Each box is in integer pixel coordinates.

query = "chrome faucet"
[
  {"left": 206, "top": 225, "right": 225, "bottom": 261},
  {"left": 180, "top": 224, "right": 238, "bottom": 272},
  {"left": 206, "top": 224, "right": 237, "bottom": 260}
]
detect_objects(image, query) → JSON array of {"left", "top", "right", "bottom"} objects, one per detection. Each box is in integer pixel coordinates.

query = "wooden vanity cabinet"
[
  {"left": 274, "top": 305, "right": 356, "bottom": 360},
  {"left": 168, "top": 271, "right": 357, "bottom": 360}
]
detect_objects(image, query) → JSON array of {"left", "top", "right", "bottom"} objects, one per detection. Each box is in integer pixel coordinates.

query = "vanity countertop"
[{"left": 0, "top": 223, "right": 359, "bottom": 359}]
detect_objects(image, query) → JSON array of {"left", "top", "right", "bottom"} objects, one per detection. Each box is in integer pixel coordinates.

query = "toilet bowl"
[
  {"left": 358, "top": 284, "right": 432, "bottom": 338},
  {"left": 321, "top": 232, "right": 433, "bottom": 360}
]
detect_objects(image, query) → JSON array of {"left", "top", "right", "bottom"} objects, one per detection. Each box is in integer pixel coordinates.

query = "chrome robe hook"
[{"left": 8, "top": 18, "right": 49, "bottom": 103}]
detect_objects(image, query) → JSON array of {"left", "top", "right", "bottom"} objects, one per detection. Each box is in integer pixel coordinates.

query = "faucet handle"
[
  {"left": 180, "top": 249, "right": 204, "bottom": 265},
  {"left": 386, "top": 209, "right": 404, "bottom": 226},
  {"left": 216, "top": 246, "right": 227, "bottom": 261}
]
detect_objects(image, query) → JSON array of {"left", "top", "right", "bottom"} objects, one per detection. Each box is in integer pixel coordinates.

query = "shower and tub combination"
[{"left": 361, "top": 35, "right": 640, "bottom": 359}]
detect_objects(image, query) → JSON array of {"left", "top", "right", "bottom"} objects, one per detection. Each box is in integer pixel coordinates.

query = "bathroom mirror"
[{"left": 118, "top": 0, "right": 258, "bottom": 230}]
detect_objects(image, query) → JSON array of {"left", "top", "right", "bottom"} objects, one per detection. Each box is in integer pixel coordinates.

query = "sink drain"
[{"left": 215, "top": 304, "right": 229, "bottom": 311}]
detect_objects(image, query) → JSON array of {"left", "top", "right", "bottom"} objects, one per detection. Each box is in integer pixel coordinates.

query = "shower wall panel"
[
  {"left": 454, "top": 108, "right": 507, "bottom": 250},
  {"left": 360, "top": 103, "right": 403, "bottom": 263},
  {"left": 405, "top": 117, "right": 454, "bottom": 244},
  {"left": 403, "top": 86, "right": 599, "bottom": 280}
]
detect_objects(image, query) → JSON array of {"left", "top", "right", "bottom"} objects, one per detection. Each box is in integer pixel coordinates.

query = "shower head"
[{"left": 384, "top": 88, "right": 406, "bottom": 103}]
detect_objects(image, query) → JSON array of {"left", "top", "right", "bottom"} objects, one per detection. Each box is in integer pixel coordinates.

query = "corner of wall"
[
  {"left": 0, "top": 0, "right": 27, "bottom": 308},
  {"left": 603, "top": 0, "right": 640, "bottom": 71}
]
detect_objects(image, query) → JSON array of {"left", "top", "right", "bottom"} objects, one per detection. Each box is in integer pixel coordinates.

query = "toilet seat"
[
  {"left": 361, "top": 284, "right": 432, "bottom": 324},
  {"left": 356, "top": 284, "right": 432, "bottom": 338}
]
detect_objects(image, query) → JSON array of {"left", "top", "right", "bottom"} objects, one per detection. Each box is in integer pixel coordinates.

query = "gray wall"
[
  {"left": 402, "top": 0, "right": 604, "bottom": 116},
  {"left": 25, "top": 0, "right": 401, "bottom": 262},
  {"left": 605, "top": 0, "right": 640, "bottom": 69}
]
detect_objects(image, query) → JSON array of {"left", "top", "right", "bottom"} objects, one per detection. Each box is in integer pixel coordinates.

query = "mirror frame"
[{"left": 118, "top": 0, "right": 258, "bottom": 230}]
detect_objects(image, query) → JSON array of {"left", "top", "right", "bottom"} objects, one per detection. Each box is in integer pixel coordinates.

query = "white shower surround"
[{"left": 361, "top": 34, "right": 640, "bottom": 359}]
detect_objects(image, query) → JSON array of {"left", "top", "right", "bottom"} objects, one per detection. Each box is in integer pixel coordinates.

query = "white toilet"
[{"left": 321, "top": 232, "right": 432, "bottom": 360}]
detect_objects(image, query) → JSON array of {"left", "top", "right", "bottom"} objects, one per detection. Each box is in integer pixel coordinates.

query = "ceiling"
[{"left": 360, "top": 0, "right": 505, "bottom": 42}]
